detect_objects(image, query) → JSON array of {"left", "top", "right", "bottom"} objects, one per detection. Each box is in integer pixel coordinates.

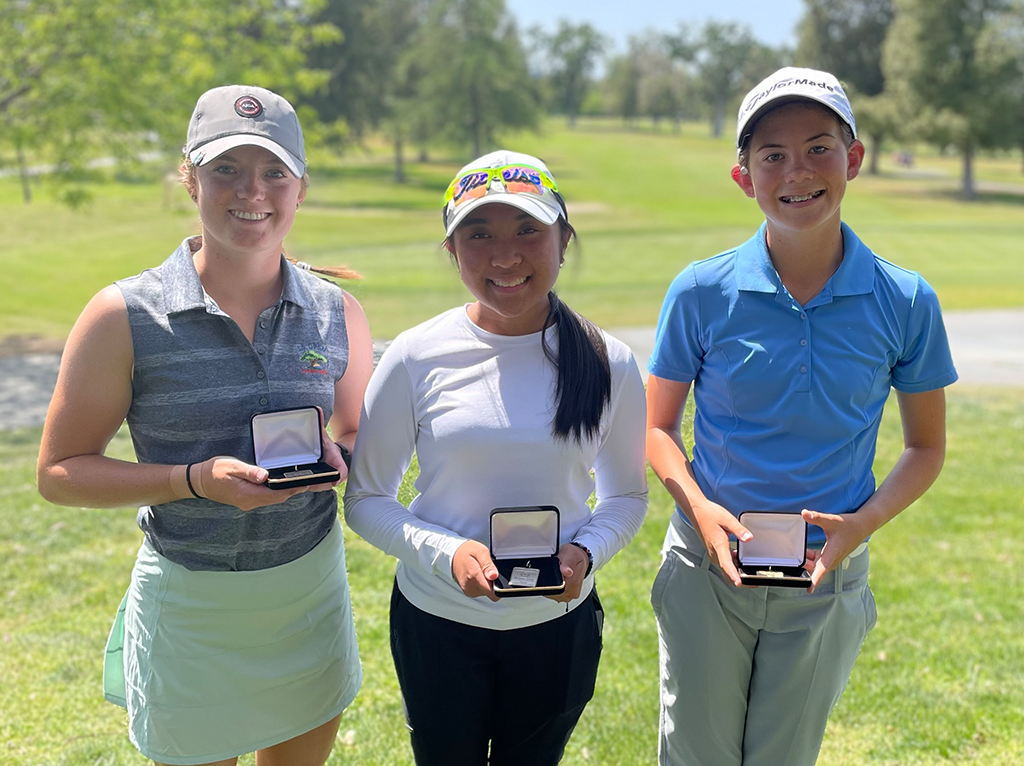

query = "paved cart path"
[{"left": 1, "top": 310, "right": 1021, "bottom": 431}]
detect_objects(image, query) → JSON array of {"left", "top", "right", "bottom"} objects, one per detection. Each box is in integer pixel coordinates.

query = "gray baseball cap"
[{"left": 184, "top": 85, "right": 306, "bottom": 177}]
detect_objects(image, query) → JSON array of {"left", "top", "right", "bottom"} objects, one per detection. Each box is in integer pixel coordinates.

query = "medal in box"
[
  {"left": 489, "top": 506, "right": 565, "bottom": 598},
  {"left": 737, "top": 511, "right": 812, "bottom": 588},
  {"left": 251, "top": 407, "right": 340, "bottom": 490}
]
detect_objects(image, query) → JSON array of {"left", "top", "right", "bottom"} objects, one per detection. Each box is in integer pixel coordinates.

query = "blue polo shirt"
[{"left": 649, "top": 222, "right": 958, "bottom": 543}]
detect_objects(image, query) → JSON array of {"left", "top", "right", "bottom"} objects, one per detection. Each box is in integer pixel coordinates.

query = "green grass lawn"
[
  {"left": 2, "top": 386, "right": 1022, "bottom": 765},
  {"left": 2, "top": 118, "right": 1023, "bottom": 344}
]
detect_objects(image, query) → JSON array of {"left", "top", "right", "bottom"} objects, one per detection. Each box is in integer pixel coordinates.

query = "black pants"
[{"left": 389, "top": 582, "right": 604, "bottom": 766}]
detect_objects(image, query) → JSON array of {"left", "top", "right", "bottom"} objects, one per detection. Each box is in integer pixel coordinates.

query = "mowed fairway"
[
  {"left": 1, "top": 120, "right": 1022, "bottom": 765},
  {"left": 2, "top": 119, "right": 1024, "bottom": 341}
]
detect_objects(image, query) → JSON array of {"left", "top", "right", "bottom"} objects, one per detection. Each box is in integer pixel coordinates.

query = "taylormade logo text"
[{"left": 742, "top": 79, "right": 837, "bottom": 116}]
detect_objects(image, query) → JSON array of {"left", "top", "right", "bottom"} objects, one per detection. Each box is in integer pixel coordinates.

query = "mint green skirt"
[{"left": 103, "top": 520, "right": 361, "bottom": 766}]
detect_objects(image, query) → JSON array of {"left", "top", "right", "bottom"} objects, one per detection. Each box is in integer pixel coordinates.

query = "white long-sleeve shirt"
[{"left": 344, "top": 307, "right": 648, "bottom": 630}]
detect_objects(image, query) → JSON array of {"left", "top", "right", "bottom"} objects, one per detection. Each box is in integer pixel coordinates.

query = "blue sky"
[{"left": 505, "top": 0, "right": 804, "bottom": 51}]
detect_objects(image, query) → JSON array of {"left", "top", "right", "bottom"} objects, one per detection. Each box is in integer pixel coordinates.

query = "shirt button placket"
[{"left": 798, "top": 310, "right": 811, "bottom": 392}]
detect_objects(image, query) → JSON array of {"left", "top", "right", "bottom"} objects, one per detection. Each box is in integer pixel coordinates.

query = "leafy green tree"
[
  {"left": 605, "top": 42, "right": 644, "bottom": 128},
  {"left": 884, "top": 0, "right": 1018, "bottom": 197},
  {"left": 798, "top": 0, "right": 895, "bottom": 173},
  {"left": 407, "top": 0, "right": 538, "bottom": 158},
  {"left": 0, "top": 0, "right": 334, "bottom": 204},
  {"left": 301, "top": 0, "right": 423, "bottom": 143},
  {"left": 533, "top": 21, "right": 607, "bottom": 127},
  {"left": 673, "top": 22, "right": 784, "bottom": 138}
]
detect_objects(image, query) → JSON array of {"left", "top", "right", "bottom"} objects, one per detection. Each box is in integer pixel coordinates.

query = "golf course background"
[{"left": 1, "top": 119, "right": 1022, "bottom": 765}]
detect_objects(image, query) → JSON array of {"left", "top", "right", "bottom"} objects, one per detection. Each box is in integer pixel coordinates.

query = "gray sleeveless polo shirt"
[{"left": 116, "top": 237, "right": 349, "bottom": 571}]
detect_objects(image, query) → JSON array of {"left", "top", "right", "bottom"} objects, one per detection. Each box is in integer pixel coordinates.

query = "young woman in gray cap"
[
  {"left": 37, "top": 85, "right": 371, "bottom": 766},
  {"left": 344, "top": 150, "right": 648, "bottom": 765}
]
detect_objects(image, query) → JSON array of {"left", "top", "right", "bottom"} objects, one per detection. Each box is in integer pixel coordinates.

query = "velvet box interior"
[
  {"left": 251, "top": 407, "right": 339, "bottom": 490},
  {"left": 490, "top": 506, "right": 565, "bottom": 598},
  {"left": 737, "top": 512, "right": 812, "bottom": 588}
]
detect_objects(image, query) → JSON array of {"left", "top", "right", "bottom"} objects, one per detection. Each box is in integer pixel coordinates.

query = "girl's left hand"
[
  {"left": 317, "top": 407, "right": 349, "bottom": 483},
  {"left": 545, "top": 543, "right": 590, "bottom": 603}
]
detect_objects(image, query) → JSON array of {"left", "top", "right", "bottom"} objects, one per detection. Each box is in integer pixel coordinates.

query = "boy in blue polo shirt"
[{"left": 646, "top": 67, "right": 958, "bottom": 766}]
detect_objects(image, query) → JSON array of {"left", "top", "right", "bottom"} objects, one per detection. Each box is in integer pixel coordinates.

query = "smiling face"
[
  {"left": 733, "top": 102, "right": 864, "bottom": 239},
  {"left": 193, "top": 144, "right": 306, "bottom": 258},
  {"left": 448, "top": 203, "right": 570, "bottom": 336}
]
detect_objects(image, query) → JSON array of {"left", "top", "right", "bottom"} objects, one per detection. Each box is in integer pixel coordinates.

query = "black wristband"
[
  {"left": 335, "top": 442, "right": 352, "bottom": 469},
  {"left": 184, "top": 462, "right": 202, "bottom": 499},
  {"left": 570, "top": 541, "right": 593, "bottom": 577}
]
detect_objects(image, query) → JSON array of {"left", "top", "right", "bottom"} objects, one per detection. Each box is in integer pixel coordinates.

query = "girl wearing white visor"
[{"left": 345, "top": 150, "right": 648, "bottom": 765}]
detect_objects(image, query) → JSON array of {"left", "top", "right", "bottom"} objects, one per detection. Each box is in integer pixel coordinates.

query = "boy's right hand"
[{"left": 690, "top": 501, "right": 752, "bottom": 587}]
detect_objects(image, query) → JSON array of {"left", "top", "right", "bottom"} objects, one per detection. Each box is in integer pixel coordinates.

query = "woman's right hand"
[
  {"left": 690, "top": 500, "right": 752, "bottom": 587},
  {"left": 193, "top": 457, "right": 338, "bottom": 512},
  {"left": 451, "top": 540, "right": 500, "bottom": 601}
]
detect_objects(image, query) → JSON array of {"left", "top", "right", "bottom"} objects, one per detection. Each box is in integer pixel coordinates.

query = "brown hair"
[
  {"left": 737, "top": 101, "right": 855, "bottom": 171},
  {"left": 179, "top": 157, "right": 361, "bottom": 281}
]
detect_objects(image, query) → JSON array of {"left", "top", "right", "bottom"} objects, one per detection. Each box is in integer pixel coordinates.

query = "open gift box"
[
  {"left": 737, "top": 511, "right": 812, "bottom": 588},
  {"left": 490, "top": 506, "right": 565, "bottom": 598},
  {"left": 251, "top": 407, "right": 340, "bottom": 490}
]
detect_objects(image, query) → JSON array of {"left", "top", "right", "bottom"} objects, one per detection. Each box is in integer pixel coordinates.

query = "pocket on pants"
[
  {"left": 562, "top": 590, "right": 604, "bottom": 712},
  {"left": 863, "top": 583, "right": 878, "bottom": 634},
  {"left": 650, "top": 554, "right": 676, "bottom": 619}
]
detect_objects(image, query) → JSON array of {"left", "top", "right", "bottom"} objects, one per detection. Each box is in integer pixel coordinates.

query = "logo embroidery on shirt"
[
  {"left": 299, "top": 346, "right": 329, "bottom": 375},
  {"left": 738, "top": 339, "right": 767, "bottom": 364}
]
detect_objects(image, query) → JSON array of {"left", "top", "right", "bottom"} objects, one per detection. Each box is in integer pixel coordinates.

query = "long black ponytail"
[{"left": 542, "top": 288, "right": 611, "bottom": 444}]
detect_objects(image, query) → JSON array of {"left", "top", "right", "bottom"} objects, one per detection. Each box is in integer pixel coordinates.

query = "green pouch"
[{"left": 102, "top": 591, "right": 128, "bottom": 708}]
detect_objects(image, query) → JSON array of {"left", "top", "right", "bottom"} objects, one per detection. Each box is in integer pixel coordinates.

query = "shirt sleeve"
[
  {"left": 891, "top": 275, "right": 959, "bottom": 393},
  {"left": 570, "top": 351, "right": 649, "bottom": 571},
  {"left": 648, "top": 265, "right": 704, "bottom": 382},
  {"left": 343, "top": 339, "right": 467, "bottom": 585}
]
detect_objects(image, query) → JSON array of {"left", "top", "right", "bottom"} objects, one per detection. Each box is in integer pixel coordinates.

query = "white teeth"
[
  {"left": 492, "top": 277, "right": 527, "bottom": 288},
  {"left": 231, "top": 210, "right": 269, "bottom": 220},
  {"left": 782, "top": 190, "right": 824, "bottom": 203}
]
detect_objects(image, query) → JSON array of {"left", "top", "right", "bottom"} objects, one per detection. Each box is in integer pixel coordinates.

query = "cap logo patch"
[{"left": 234, "top": 96, "right": 263, "bottom": 118}]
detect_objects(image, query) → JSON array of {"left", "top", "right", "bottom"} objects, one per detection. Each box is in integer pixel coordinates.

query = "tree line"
[{"left": 2, "top": 0, "right": 1021, "bottom": 202}]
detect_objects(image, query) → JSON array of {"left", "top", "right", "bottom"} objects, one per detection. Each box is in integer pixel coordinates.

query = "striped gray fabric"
[{"left": 116, "top": 237, "right": 349, "bottom": 571}]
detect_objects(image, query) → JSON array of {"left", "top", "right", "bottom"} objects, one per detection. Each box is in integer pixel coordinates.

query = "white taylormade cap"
[{"left": 736, "top": 67, "right": 857, "bottom": 148}]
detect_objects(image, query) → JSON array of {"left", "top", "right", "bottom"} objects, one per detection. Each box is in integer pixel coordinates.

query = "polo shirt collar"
[
  {"left": 280, "top": 257, "right": 316, "bottom": 310},
  {"left": 164, "top": 237, "right": 315, "bottom": 314},
  {"left": 735, "top": 221, "right": 874, "bottom": 297},
  {"left": 735, "top": 223, "right": 781, "bottom": 294},
  {"left": 164, "top": 237, "right": 207, "bottom": 314},
  {"left": 831, "top": 222, "right": 874, "bottom": 296}
]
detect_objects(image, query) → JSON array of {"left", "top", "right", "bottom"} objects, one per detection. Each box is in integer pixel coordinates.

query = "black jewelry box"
[
  {"left": 490, "top": 506, "right": 565, "bottom": 598},
  {"left": 737, "top": 511, "right": 812, "bottom": 588},
  {"left": 251, "top": 407, "right": 340, "bottom": 490}
]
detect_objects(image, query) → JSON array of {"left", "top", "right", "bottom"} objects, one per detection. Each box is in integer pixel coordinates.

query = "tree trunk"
[
  {"left": 394, "top": 134, "right": 405, "bottom": 184},
  {"left": 711, "top": 97, "right": 726, "bottom": 138},
  {"left": 16, "top": 142, "right": 31, "bottom": 203},
  {"left": 961, "top": 139, "right": 974, "bottom": 200},
  {"left": 868, "top": 134, "right": 881, "bottom": 175},
  {"left": 418, "top": 147, "right": 428, "bottom": 163},
  {"left": 567, "top": 111, "right": 577, "bottom": 129}
]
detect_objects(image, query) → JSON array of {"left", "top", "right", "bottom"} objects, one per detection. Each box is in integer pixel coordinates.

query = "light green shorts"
[{"left": 103, "top": 520, "right": 361, "bottom": 766}]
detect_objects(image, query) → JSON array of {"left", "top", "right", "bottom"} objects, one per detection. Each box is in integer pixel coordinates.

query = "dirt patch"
[{"left": 0, "top": 335, "right": 65, "bottom": 357}]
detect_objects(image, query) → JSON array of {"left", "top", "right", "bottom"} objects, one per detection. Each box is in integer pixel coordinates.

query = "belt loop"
[
  {"left": 700, "top": 548, "right": 713, "bottom": 571},
  {"left": 833, "top": 561, "right": 844, "bottom": 592}
]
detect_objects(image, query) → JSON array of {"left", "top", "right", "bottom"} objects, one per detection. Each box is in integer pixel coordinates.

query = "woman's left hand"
[
  {"left": 545, "top": 543, "right": 590, "bottom": 603},
  {"left": 317, "top": 407, "right": 349, "bottom": 483}
]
